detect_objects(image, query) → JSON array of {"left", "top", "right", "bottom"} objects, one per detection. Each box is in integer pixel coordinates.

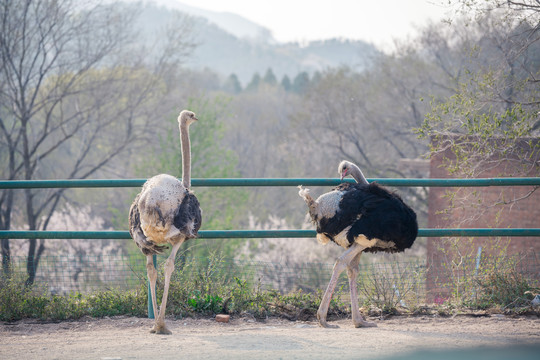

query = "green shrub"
[
  {"left": 474, "top": 270, "right": 538, "bottom": 309},
  {"left": 0, "top": 275, "right": 49, "bottom": 321},
  {"left": 0, "top": 275, "right": 148, "bottom": 322},
  {"left": 187, "top": 291, "right": 223, "bottom": 314}
]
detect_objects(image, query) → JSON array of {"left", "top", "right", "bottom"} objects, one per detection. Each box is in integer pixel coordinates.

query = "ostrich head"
[
  {"left": 178, "top": 110, "right": 198, "bottom": 126},
  {"left": 338, "top": 160, "right": 369, "bottom": 184},
  {"left": 338, "top": 160, "right": 354, "bottom": 180}
]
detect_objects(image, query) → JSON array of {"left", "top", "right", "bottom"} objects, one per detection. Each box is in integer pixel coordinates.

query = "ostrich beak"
[{"left": 340, "top": 170, "right": 347, "bottom": 181}]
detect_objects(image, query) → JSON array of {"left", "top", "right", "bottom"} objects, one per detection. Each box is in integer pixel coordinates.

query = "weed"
[
  {"left": 474, "top": 270, "right": 538, "bottom": 309},
  {"left": 187, "top": 291, "right": 223, "bottom": 313}
]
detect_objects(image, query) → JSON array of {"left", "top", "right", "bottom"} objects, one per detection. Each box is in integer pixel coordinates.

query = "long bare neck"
[
  {"left": 351, "top": 164, "right": 369, "bottom": 185},
  {"left": 180, "top": 122, "right": 191, "bottom": 189}
]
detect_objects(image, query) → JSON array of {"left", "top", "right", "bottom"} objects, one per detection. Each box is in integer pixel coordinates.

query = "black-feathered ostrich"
[
  {"left": 298, "top": 160, "right": 417, "bottom": 328},
  {"left": 129, "top": 110, "right": 202, "bottom": 335}
]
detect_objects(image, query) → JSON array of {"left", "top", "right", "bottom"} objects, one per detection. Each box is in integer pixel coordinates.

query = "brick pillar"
[{"left": 426, "top": 137, "right": 540, "bottom": 303}]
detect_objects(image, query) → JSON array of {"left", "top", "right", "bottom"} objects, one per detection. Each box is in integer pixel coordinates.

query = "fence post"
[{"left": 147, "top": 254, "right": 157, "bottom": 319}]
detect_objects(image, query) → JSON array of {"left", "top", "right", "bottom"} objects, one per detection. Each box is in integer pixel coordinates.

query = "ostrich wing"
[
  {"left": 129, "top": 194, "right": 168, "bottom": 255},
  {"left": 173, "top": 191, "right": 202, "bottom": 239}
]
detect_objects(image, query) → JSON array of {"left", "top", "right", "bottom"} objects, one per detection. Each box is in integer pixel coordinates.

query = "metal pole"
[
  {"left": 147, "top": 254, "right": 157, "bottom": 319},
  {"left": 474, "top": 246, "right": 483, "bottom": 276}
]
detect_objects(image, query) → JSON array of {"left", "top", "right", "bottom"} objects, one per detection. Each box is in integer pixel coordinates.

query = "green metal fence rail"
[
  {"left": 1, "top": 177, "right": 540, "bottom": 188},
  {"left": 2, "top": 228, "right": 540, "bottom": 239}
]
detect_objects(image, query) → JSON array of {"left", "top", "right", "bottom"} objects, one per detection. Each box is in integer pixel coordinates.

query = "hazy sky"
[{"left": 172, "top": 0, "right": 455, "bottom": 48}]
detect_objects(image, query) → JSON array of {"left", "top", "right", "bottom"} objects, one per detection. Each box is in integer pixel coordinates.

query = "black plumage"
[
  {"left": 317, "top": 182, "right": 417, "bottom": 253},
  {"left": 173, "top": 191, "right": 202, "bottom": 239}
]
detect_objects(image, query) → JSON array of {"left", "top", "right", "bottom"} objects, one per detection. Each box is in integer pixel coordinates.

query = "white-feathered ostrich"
[
  {"left": 298, "top": 160, "right": 417, "bottom": 328},
  {"left": 129, "top": 110, "right": 202, "bottom": 335}
]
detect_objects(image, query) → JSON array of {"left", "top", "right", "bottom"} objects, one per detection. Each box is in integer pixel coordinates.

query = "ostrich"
[
  {"left": 129, "top": 110, "right": 202, "bottom": 335},
  {"left": 298, "top": 160, "right": 417, "bottom": 328}
]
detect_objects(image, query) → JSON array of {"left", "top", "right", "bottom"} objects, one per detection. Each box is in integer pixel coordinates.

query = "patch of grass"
[
  {"left": 0, "top": 275, "right": 147, "bottom": 322},
  {"left": 473, "top": 270, "right": 538, "bottom": 309},
  {"left": 0, "top": 258, "right": 348, "bottom": 323},
  {"left": 2, "top": 251, "right": 537, "bottom": 323},
  {"left": 440, "top": 252, "right": 540, "bottom": 311}
]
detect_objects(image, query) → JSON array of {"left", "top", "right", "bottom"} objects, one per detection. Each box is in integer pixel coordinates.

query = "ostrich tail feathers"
[{"left": 298, "top": 185, "right": 311, "bottom": 199}]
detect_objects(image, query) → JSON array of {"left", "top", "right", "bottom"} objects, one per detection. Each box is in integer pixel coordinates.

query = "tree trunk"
[
  {"left": 24, "top": 184, "right": 44, "bottom": 286},
  {"left": 0, "top": 190, "right": 14, "bottom": 277},
  {"left": 1, "top": 238, "right": 10, "bottom": 277},
  {"left": 25, "top": 239, "right": 37, "bottom": 286},
  {"left": 25, "top": 238, "right": 45, "bottom": 286}
]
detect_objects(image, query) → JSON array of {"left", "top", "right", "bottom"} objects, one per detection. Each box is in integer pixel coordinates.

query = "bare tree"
[
  {"left": 419, "top": 2, "right": 540, "bottom": 175},
  {"left": 0, "top": 0, "right": 195, "bottom": 283}
]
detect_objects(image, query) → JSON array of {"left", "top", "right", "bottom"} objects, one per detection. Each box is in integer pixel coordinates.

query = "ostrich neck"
[
  {"left": 351, "top": 164, "right": 369, "bottom": 185},
  {"left": 180, "top": 123, "right": 191, "bottom": 189}
]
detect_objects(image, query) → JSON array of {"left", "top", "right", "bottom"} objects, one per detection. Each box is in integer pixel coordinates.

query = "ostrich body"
[
  {"left": 298, "top": 161, "right": 417, "bottom": 328},
  {"left": 129, "top": 110, "right": 202, "bottom": 335}
]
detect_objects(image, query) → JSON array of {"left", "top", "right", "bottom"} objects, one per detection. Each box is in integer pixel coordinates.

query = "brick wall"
[{"left": 426, "top": 137, "right": 540, "bottom": 302}]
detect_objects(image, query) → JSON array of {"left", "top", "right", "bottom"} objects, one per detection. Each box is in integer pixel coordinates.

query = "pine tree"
[
  {"left": 281, "top": 75, "right": 292, "bottom": 91},
  {"left": 263, "top": 68, "right": 277, "bottom": 86},
  {"left": 245, "top": 73, "right": 261, "bottom": 92},
  {"left": 223, "top": 73, "right": 242, "bottom": 93}
]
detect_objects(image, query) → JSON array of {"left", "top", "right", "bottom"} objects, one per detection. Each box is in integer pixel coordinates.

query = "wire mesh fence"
[{"left": 4, "top": 251, "right": 539, "bottom": 306}]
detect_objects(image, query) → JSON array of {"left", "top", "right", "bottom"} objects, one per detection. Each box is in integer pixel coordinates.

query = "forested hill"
[{"left": 133, "top": 0, "right": 380, "bottom": 84}]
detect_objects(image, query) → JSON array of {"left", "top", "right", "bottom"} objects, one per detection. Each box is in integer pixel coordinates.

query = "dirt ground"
[{"left": 1, "top": 314, "right": 539, "bottom": 360}]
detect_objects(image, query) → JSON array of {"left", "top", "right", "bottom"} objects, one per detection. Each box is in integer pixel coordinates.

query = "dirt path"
[{"left": 1, "top": 315, "right": 539, "bottom": 360}]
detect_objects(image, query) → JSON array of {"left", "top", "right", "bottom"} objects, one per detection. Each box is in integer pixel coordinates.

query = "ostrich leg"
[
  {"left": 317, "top": 243, "right": 365, "bottom": 328},
  {"left": 146, "top": 255, "right": 159, "bottom": 332},
  {"left": 152, "top": 240, "right": 184, "bottom": 335},
  {"left": 347, "top": 252, "right": 377, "bottom": 328}
]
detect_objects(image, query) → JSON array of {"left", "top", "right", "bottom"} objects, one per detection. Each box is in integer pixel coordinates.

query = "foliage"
[
  {"left": 0, "top": 274, "right": 147, "bottom": 322},
  {"left": 2, "top": 249, "right": 538, "bottom": 322},
  {"left": 187, "top": 291, "right": 223, "bottom": 313},
  {"left": 358, "top": 261, "right": 427, "bottom": 313},
  {"left": 418, "top": 84, "right": 539, "bottom": 177},
  {"left": 417, "top": 3, "right": 540, "bottom": 178},
  {"left": 432, "top": 235, "right": 539, "bottom": 310},
  {"left": 474, "top": 270, "right": 538, "bottom": 309}
]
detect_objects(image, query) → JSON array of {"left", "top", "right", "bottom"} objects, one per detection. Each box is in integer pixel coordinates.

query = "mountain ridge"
[{"left": 129, "top": 0, "right": 380, "bottom": 84}]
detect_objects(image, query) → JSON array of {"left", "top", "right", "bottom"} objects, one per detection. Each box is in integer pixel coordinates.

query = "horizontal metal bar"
[
  {"left": 1, "top": 228, "right": 540, "bottom": 240},
  {"left": 0, "top": 231, "right": 131, "bottom": 239},
  {"left": 194, "top": 178, "right": 540, "bottom": 187},
  {"left": 0, "top": 179, "right": 147, "bottom": 189},
  {"left": 0, "top": 177, "right": 539, "bottom": 189},
  {"left": 418, "top": 228, "right": 540, "bottom": 237}
]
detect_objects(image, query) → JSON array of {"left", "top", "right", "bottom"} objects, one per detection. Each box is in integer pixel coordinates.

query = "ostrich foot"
[
  {"left": 150, "top": 323, "right": 172, "bottom": 335},
  {"left": 353, "top": 319, "right": 377, "bottom": 328},
  {"left": 318, "top": 320, "right": 339, "bottom": 329},
  {"left": 317, "top": 314, "right": 339, "bottom": 329}
]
